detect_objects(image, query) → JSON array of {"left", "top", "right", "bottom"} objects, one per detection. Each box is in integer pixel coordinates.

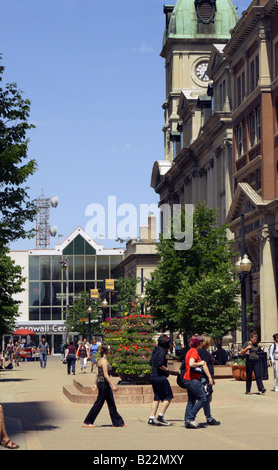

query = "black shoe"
[
  {"left": 156, "top": 415, "right": 171, "bottom": 426},
  {"left": 261, "top": 388, "right": 266, "bottom": 394},
  {"left": 207, "top": 418, "right": 221, "bottom": 426},
  {"left": 148, "top": 418, "right": 159, "bottom": 426}
]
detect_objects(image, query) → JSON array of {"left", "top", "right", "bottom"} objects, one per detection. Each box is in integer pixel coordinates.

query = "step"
[{"left": 63, "top": 378, "right": 187, "bottom": 404}]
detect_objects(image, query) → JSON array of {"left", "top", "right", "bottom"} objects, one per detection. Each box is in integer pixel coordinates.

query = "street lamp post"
[
  {"left": 140, "top": 268, "right": 145, "bottom": 314},
  {"left": 87, "top": 303, "right": 92, "bottom": 344},
  {"left": 235, "top": 214, "right": 252, "bottom": 345}
]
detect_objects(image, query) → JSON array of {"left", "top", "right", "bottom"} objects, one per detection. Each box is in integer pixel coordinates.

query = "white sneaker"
[{"left": 186, "top": 420, "right": 199, "bottom": 429}]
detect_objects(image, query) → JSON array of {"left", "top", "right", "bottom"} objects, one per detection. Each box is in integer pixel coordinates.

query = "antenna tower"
[{"left": 35, "top": 190, "right": 58, "bottom": 249}]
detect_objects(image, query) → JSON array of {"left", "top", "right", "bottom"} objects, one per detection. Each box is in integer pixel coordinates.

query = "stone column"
[{"left": 259, "top": 226, "right": 278, "bottom": 343}]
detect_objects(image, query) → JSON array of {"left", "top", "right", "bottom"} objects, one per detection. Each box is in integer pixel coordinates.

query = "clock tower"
[{"left": 160, "top": 0, "right": 238, "bottom": 164}]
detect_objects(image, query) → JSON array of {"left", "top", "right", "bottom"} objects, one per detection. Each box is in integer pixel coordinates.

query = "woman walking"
[
  {"left": 148, "top": 334, "right": 173, "bottom": 426},
  {"left": 65, "top": 341, "right": 77, "bottom": 375},
  {"left": 269, "top": 333, "right": 278, "bottom": 392},
  {"left": 198, "top": 337, "right": 220, "bottom": 426},
  {"left": 77, "top": 341, "right": 90, "bottom": 373},
  {"left": 240, "top": 332, "right": 266, "bottom": 395},
  {"left": 0, "top": 404, "right": 19, "bottom": 449},
  {"left": 183, "top": 335, "right": 213, "bottom": 429},
  {"left": 4, "top": 339, "right": 14, "bottom": 366},
  {"left": 90, "top": 338, "right": 99, "bottom": 373},
  {"left": 83, "top": 344, "right": 125, "bottom": 428}
]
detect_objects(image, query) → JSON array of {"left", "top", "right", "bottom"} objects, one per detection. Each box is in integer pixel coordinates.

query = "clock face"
[{"left": 195, "top": 61, "right": 209, "bottom": 82}]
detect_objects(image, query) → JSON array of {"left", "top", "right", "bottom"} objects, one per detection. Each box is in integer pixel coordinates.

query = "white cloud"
[{"left": 132, "top": 43, "right": 154, "bottom": 53}]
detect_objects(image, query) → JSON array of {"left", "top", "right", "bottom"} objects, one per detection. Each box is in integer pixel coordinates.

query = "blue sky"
[{"left": 1, "top": 0, "right": 249, "bottom": 251}]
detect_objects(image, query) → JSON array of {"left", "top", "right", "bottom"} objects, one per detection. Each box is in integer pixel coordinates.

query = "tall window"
[
  {"left": 236, "top": 124, "right": 243, "bottom": 158},
  {"left": 248, "top": 107, "right": 261, "bottom": 147},
  {"left": 275, "top": 42, "right": 278, "bottom": 78},
  {"left": 256, "top": 107, "right": 261, "bottom": 141},
  {"left": 250, "top": 55, "right": 259, "bottom": 92}
]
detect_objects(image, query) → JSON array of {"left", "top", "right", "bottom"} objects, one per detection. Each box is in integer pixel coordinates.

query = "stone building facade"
[{"left": 151, "top": 0, "right": 278, "bottom": 343}]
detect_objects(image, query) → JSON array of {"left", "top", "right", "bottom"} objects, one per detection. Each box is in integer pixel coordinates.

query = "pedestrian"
[
  {"left": 83, "top": 344, "right": 125, "bottom": 428},
  {"left": 90, "top": 338, "right": 99, "bottom": 373},
  {"left": 240, "top": 331, "right": 266, "bottom": 395},
  {"left": 4, "top": 339, "right": 14, "bottom": 365},
  {"left": 0, "top": 350, "right": 6, "bottom": 369},
  {"left": 83, "top": 338, "right": 90, "bottom": 355},
  {"left": 60, "top": 342, "right": 65, "bottom": 361},
  {"left": 212, "top": 344, "right": 228, "bottom": 365},
  {"left": 198, "top": 336, "right": 220, "bottom": 426},
  {"left": 183, "top": 335, "right": 214, "bottom": 429},
  {"left": 77, "top": 341, "right": 90, "bottom": 373},
  {"left": 174, "top": 335, "right": 183, "bottom": 359},
  {"left": 38, "top": 336, "right": 50, "bottom": 369},
  {"left": 14, "top": 342, "right": 21, "bottom": 367},
  {"left": 0, "top": 404, "right": 20, "bottom": 449},
  {"left": 65, "top": 341, "right": 77, "bottom": 375},
  {"left": 269, "top": 334, "right": 278, "bottom": 392},
  {"left": 148, "top": 334, "right": 173, "bottom": 426}
]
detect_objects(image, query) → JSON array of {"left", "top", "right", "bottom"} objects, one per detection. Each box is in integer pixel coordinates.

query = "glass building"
[{"left": 8, "top": 228, "right": 124, "bottom": 354}]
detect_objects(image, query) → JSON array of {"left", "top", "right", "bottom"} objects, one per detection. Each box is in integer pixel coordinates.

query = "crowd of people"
[
  {"left": 62, "top": 337, "right": 101, "bottom": 375},
  {"left": 1, "top": 330, "right": 278, "bottom": 448}
]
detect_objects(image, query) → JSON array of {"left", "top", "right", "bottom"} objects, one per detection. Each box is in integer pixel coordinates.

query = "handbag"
[
  {"left": 63, "top": 359, "right": 67, "bottom": 364},
  {"left": 176, "top": 360, "right": 187, "bottom": 389}
]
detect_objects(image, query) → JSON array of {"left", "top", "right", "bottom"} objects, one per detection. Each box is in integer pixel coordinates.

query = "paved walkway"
[{"left": 0, "top": 356, "right": 278, "bottom": 452}]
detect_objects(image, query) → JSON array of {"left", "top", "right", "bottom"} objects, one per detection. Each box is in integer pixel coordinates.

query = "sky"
[{"left": 1, "top": 0, "right": 250, "bottom": 251}]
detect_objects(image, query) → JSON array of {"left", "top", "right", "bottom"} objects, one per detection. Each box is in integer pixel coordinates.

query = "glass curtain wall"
[{"left": 28, "top": 235, "right": 124, "bottom": 321}]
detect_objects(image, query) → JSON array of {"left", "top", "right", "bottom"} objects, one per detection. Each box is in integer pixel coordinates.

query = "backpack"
[
  {"left": 176, "top": 359, "right": 187, "bottom": 389},
  {"left": 5, "top": 363, "right": 13, "bottom": 370}
]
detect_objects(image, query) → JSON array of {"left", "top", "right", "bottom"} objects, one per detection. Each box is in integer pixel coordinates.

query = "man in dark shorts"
[{"left": 148, "top": 335, "right": 173, "bottom": 426}]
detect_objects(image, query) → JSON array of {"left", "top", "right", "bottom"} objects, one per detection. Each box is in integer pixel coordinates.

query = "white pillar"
[{"left": 260, "top": 227, "right": 278, "bottom": 343}]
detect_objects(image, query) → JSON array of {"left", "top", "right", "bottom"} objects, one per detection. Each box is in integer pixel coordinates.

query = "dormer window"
[{"left": 195, "top": 0, "right": 216, "bottom": 24}]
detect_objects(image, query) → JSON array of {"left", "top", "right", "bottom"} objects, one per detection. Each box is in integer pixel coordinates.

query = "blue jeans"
[
  {"left": 183, "top": 379, "right": 207, "bottom": 422},
  {"left": 40, "top": 353, "right": 47, "bottom": 368},
  {"left": 67, "top": 354, "right": 76, "bottom": 374}
]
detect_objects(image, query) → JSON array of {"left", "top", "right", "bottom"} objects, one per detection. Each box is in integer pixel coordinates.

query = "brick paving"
[{"left": 1, "top": 356, "right": 278, "bottom": 451}]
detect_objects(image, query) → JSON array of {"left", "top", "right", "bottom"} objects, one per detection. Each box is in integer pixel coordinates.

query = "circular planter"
[
  {"left": 231, "top": 365, "right": 241, "bottom": 381},
  {"left": 239, "top": 365, "right": 255, "bottom": 381},
  {"left": 231, "top": 364, "right": 255, "bottom": 381}
]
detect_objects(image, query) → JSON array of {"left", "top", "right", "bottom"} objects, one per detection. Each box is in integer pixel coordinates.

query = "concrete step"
[{"left": 63, "top": 377, "right": 187, "bottom": 404}]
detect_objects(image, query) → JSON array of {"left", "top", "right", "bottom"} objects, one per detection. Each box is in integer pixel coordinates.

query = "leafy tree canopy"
[
  {"left": 0, "top": 56, "right": 37, "bottom": 248},
  {"left": 146, "top": 203, "right": 241, "bottom": 341},
  {"left": 0, "top": 56, "right": 37, "bottom": 337},
  {"left": 65, "top": 291, "right": 103, "bottom": 338},
  {"left": 0, "top": 246, "right": 24, "bottom": 336}
]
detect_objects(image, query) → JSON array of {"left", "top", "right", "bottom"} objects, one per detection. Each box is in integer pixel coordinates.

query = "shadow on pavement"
[
  {"left": 2, "top": 402, "right": 60, "bottom": 432},
  {"left": 0, "top": 378, "right": 32, "bottom": 383}
]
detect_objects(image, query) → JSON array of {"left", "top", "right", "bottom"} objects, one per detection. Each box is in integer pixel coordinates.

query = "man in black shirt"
[{"left": 148, "top": 335, "right": 174, "bottom": 426}]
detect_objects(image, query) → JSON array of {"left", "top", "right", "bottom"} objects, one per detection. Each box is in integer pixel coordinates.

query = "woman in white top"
[{"left": 269, "top": 334, "right": 278, "bottom": 392}]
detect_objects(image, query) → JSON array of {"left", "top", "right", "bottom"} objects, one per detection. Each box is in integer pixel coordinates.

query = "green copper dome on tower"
[{"left": 163, "top": 0, "right": 239, "bottom": 46}]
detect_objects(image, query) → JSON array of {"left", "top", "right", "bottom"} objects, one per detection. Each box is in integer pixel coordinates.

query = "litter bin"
[{"left": 259, "top": 352, "right": 268, "bottom": 380}]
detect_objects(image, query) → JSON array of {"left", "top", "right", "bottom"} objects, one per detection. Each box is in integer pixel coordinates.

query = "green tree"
[
  {"left": 112, "top": 275, "right": 141, "bottom": 317},
  {"left": 0, "top": 57, "right": 37, "bottom": 247},
  {"left": 0, "top": 247, "right": 25, "bottom": 336},
  {"left": 146, "top": 203, "right": 241, "bottom": 341},
  {"left": 0, "top": 57, "right": 37, "bottom": 336},
  {"left": 65, "top": 291, "right": 102, "bottom": 338}
]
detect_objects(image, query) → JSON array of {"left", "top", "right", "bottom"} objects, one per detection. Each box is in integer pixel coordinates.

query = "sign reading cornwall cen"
[{"left": 17, "top": 324, "right": 67, "bottom": 333}]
